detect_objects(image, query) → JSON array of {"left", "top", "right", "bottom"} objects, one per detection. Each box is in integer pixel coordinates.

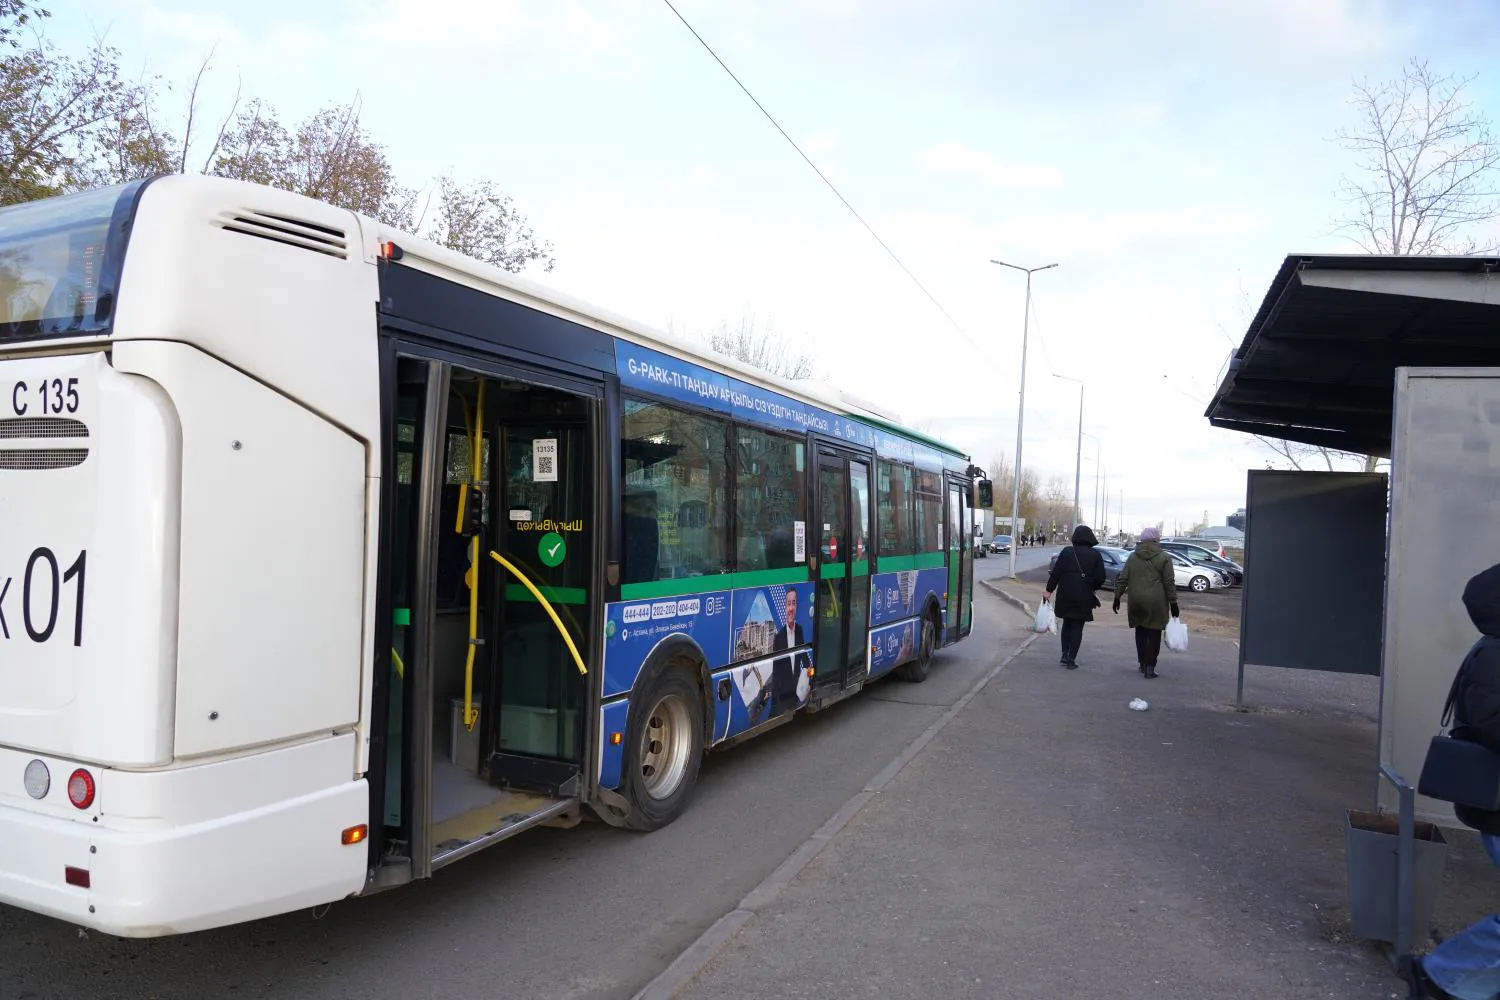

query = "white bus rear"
[{"left": 0, "top": 177, "right": 379, "bottom": 935}]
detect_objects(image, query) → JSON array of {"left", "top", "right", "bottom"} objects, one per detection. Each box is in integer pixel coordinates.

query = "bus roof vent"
[{"left": 216, "top": 210, "right": 349, "bottom": 259}]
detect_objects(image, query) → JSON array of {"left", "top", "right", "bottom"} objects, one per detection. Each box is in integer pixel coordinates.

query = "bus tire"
[
  {"left": 620, "top": 663, "right": 705, "bottom": 832},
  {"left": 896, "top": 609, "right": 939, "bottom": 683}
]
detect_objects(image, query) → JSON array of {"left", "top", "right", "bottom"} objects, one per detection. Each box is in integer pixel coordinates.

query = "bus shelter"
[{"left": 1205, "top": 253, "right": 1500, "bottom": 823}]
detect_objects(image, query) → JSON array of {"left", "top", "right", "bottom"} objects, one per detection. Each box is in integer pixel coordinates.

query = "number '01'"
[{"left": 0, "top": 548, "right": 87, "bottom": 646}]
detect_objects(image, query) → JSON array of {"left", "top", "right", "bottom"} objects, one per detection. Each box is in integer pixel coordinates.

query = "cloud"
[{"left": 919, "top": 140, "right": 1063, "bottom": 190}]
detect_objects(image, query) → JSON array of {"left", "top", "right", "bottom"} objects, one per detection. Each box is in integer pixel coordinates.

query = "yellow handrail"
[
  {"left": 489, "top": 551, "right": 588, "bottom": 676},
  {"left": 460, "top": 382, "right": 485, "bottom": 731}
]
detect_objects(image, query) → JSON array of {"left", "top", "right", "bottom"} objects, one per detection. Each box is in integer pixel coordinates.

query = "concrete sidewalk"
[{"left": 674, "top": 594, "right": 1500, "bottom": 999}]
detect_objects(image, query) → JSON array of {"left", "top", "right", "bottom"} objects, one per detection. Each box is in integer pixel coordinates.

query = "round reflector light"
[
  {"left": 67, "top": 769, "right": 95, "bottom": 809},
  {"left": 23, "top": 759, "right": 50, "bottom": 799}
]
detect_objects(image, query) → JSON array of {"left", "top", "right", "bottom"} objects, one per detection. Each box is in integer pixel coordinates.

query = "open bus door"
[{"left": 377, "top": 354, "right": 602, "bottom": 882}]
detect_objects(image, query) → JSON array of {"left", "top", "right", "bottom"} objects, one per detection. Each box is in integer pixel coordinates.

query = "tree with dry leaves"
[
  {"left": 701, "top": 314, "right": 816, "bottom": 380},
  {"left": 1335, "top": 58, "right": 1500, "bottom": 256},
  {"left": 0, "top": 3, "right": 152, "bottom": 205},
  {"left": 424, "top": 174, "right": 554, "bottom": 273},
  {"left": 0, "top": 6, "right": 556, "bottom": 274}
]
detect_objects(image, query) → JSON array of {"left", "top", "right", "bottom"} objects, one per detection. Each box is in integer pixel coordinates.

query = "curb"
[
  {"left": 631, "top": 630, "right": 1041, "bottom": 1000},
  {"left": 980, "top": 577, "right": 1034, "bottom": 618}
]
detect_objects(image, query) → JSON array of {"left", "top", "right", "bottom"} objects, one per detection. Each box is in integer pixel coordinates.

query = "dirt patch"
[{"left": 1000, "top": 566, "right": 1242, "bottom": 641}]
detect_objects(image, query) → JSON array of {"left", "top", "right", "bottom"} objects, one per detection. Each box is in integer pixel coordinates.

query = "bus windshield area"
[{"left": 0, "top": 180, "right": 144, "bottom": 344}]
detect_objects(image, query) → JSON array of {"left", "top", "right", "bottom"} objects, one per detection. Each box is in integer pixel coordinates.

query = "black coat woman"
[{"left": 1044, "top": 525, "right": 1107, "bottom": 669}]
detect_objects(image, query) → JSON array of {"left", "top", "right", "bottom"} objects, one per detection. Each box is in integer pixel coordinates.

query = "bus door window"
[
  {"left": 814, "top": 455, "right": 850, "bottom": 690},
  {"left": 492, "top": 383, "right": 593, "bottom": 770},
  {"left": 847, "top": 461, "right": 871, "bottom": 680}
]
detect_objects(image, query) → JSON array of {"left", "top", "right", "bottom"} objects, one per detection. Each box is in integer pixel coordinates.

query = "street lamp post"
[
  {"left": 991, "top": 258, "right": 1058, "bottom": 579},
  {"left": 1082, "top": 431, "right": 1101, "bottom": 527},
  {"left": 1054, "top": 374, "right": 1083, "bottom": 532}
]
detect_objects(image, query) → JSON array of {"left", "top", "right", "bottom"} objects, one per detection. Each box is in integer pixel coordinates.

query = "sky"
[{"left": 47, "top": 0, "right": 1500, "bottom": 533}]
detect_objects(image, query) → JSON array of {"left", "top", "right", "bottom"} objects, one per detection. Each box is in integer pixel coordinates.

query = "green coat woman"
[{"left": 1112, "top": 528, "right": 1179, "bottom": 678}]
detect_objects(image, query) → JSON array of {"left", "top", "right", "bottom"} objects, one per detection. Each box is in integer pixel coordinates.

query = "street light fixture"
[
  {"left": 991, "top": 259, "right": 1058, "bottom": 579},
  {"left": 1053, "top": 373, "right": 1083, "bottom": 533}
]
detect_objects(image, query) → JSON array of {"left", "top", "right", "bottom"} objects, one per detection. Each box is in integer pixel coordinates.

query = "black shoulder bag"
[{"left": 1417, "top": 638, "right": 1500, "bottom": 810}]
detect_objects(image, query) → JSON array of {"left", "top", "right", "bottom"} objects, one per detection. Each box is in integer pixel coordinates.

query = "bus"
[{"left": 0, "top": 174, "right": 987, "bottom": 937}]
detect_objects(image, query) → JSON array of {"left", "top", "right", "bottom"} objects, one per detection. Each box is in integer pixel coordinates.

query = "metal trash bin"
[{"left": 1346, "top": 808, "right": 1448, "bottom": 944}]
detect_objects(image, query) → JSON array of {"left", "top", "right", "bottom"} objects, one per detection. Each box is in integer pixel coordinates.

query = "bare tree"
[
  {"left": 1335, "top": 58, "right": 1500, "bottom": 257},
  {"left": 702, "top": 315, "right": 816, "bottom": 380},
  {"left": 1314, "top": 58, "right": 1500, "bottom": 475}
]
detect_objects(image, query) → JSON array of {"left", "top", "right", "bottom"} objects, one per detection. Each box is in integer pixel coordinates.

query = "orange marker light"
[
  {"left": 610, "top": 732, "right": 623, "bottom": 745},
  {"left": 378, "top": 241, "right": 404, "bottom": 261},
  {"left": 342, "top": 824, "right": 368, "bottom": 846}
]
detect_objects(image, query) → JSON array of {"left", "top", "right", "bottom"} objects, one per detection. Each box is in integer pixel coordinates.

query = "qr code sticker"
[{"left": 537, "top": 455, "right": 554, "bottom": 476}]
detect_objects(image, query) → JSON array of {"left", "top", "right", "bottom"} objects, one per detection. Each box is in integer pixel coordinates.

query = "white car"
[{"left": 1167, "top": 551, "right": 1229, "bottom": 593}]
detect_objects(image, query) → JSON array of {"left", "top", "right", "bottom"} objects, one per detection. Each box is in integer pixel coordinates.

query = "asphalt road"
[
  {"left": 0, "top": 596, "right": 1034, "bottom": 1000},
  {"left": 973, "top": 543, "right": 1060, "bottom": 583}
]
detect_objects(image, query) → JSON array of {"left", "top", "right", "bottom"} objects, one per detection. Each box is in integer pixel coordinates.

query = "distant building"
[
  {"left": 1200, "top": 524, "right": 1245, "bottom": 543},
  {"left": 1226, "top": 508, "right": 1246, "bottom": 532}
]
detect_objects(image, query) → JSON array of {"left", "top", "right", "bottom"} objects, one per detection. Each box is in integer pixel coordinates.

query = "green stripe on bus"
[
  {"left": 619, "top": 565, "right": 810, "bottom": 601},
  {"left": 733, "top": 566, "right": 810, "bottom": 588},
  {"left": 504, "top": 584, "right": 589, "bottom": 605},
  {"left": 851, "top": 559, "right": 869, "bottom": 578},
  {"left": 877, "top": 551, "right": 946, "bottom": 572},
  {"left": 820, "top": 561, "right": 847, "bottom": 580}
]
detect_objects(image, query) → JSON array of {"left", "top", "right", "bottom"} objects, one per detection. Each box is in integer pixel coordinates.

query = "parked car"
[
  {"left": 991, "top": 534, "right": 1012, "bottom": 553},
  {"left": 1161, "top": 541, "right": 1244, "bottom": 585},
  {"left": 1050, "top": 545, "right": 1130, "bottom": 590},
  {"left": 1163, "top": 536, "right": 1228, "bottom": 559},
  {"left": 1165, "top": 550, "right": 1228, "bottom": 593}
]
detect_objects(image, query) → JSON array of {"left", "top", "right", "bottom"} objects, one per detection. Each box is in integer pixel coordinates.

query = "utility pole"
[
  {"left": 1054, "top": 374, "right": 1083, "bottom": 531},
  {"left": 1082, "top": 431, "right": 1100, "bottom": 531},
  {"left": 991, "top": 258, "right": 1058, "bottom": 579},
  {"left": 1101, "top": 465, "right": 1108, "bottom": 536}
]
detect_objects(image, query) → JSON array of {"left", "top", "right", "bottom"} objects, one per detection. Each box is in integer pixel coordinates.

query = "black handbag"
[{"left": 1417, "top": 642, "right": 1500, "bottom": 810}]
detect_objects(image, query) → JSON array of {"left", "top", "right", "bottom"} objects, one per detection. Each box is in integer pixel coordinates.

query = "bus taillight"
[{"left": 66, "top": 769, "right": 94, "bottom": 809}]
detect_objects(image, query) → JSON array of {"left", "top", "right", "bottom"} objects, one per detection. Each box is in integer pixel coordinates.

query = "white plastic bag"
[
  {"left": 1034, "top": 601, "right": 1056, "bottom": 634},
  {"left": 1164, "top": 616, "right": 1189, "bottom": 653},
  {"left": 795, "top": 667, "right": 811, "bottom": 703},
  {"left": 1129, "top": 698, "right": 1149, "bottom": 712}
]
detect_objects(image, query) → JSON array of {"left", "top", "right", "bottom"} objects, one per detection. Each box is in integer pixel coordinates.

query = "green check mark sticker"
[{"left": 538, "top": 531, "right": 567, "bottom": 567}]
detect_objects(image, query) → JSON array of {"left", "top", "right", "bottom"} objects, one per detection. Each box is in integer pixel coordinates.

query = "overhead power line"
[{"left": 660, "top": 0, "right": 986, "bottom": 356}]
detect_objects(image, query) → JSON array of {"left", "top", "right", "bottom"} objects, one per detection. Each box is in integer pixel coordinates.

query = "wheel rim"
[
  {"left": 639, "top": 692, "right": 693, "bottom": 800},
  {"left": 921, "top": 618, "right": 935, "bottom": 663},
  {"left": 1192, "top": 577, "right": 1207, "bottom": 592}
]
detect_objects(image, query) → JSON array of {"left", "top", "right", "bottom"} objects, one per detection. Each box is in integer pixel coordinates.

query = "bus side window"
[
  {"left": 735, "top": 426, "right": 805, "bottom": 573},
  {"left": 620, "top": 398, "right": 729, "bottom": 583}
]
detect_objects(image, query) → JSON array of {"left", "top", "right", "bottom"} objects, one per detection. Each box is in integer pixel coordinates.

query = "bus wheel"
[
  {"left": 621, "top": 667, "right": 704, "bottom": 831},
  {"left": 897, "top": 611, "right": 938, "bottom": 683}
]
